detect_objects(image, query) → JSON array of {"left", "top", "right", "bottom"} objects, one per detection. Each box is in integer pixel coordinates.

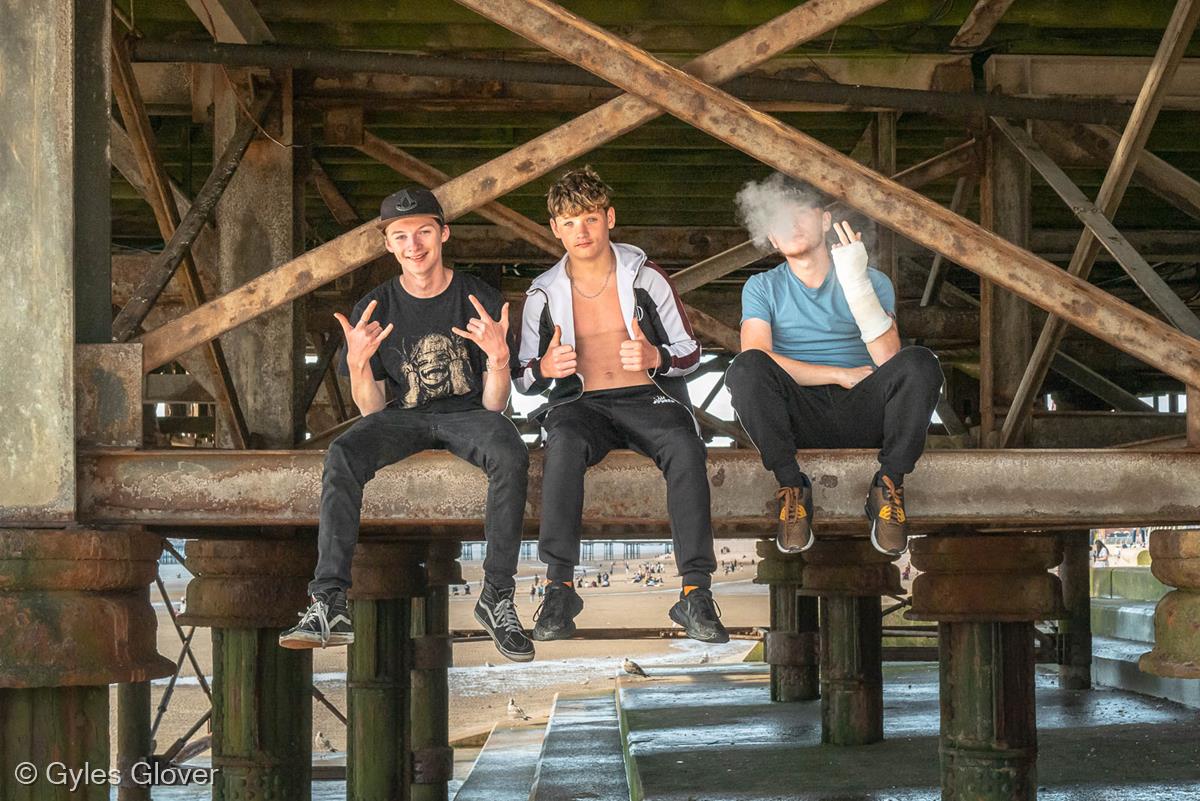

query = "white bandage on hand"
[{"left": 831, "top": 240, "right": 893, "bottom": 342}]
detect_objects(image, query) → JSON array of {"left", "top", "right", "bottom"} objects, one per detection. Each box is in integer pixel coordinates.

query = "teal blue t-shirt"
[{"left": 741, "top": 262, "right": 896, "bottom": 368}]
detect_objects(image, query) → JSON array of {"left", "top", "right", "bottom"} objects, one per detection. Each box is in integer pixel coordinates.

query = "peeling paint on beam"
[{"left": 78, "top": 449, "right": 1200, "bottom": 531}]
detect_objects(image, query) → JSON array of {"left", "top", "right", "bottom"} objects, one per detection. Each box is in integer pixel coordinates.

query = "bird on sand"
[
  {"left": 622, "top": 658, "right": 648, "bottom": 677},
  {"left": 315, "top": 730, "right": 337, "bottom": 752},
  {"left": 507, "top": 697, "right": 530, "bottom": 719}
]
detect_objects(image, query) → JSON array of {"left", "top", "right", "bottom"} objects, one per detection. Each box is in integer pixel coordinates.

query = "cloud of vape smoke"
[{"left": 734, "top": 173, "right": 827, "bottom": 250}]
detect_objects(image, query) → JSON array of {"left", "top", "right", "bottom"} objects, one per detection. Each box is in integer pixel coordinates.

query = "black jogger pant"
[
  {"left": 726, "top": 346, "right": 944, "bottom": 481},
  {"left": 538, "top": 386, "right": 717, "bottom": 588},
  {"left": 310, "top": 406, "right": 529, "bottom": 595}
]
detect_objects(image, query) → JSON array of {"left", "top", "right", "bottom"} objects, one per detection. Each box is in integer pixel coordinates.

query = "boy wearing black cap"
[{"left": 280, "top": 188, "right": 535, "bottom": 662}]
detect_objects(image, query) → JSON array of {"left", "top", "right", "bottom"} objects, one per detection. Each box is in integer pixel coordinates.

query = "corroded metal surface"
[
  {"left": 210, "top": 628, "right": 312, "bottom": 801},
  {"left": 796, "top": 538, "right": 903, "bottom": 597},
  {"left": 349, "top": 541, "right": 426, "bottom": 600},
  {"left": 179, "top": 538, "right": 314, "bottom": 628},
  {"left": 0, "top": 528, "right": 173, "bottom": 688},
  {"left": 939, "top": 621, "right": 1038, "bottom": 801},
  {"left": 78, "top": 449, "right": 1200, "bottom": 531},
  {"left": 1140, "top": 528, "right": 1200, "bottom": 679},
  {"left": 909, "top": 533, "right": 1065, "bottom": 623},
  {"left": 820, "top": 596, "right": 883, "bottom": 746},
  {"left": 75, "top": 344, "right": 143, "bottom": 449},
  {"left": 347, "top": 595, "right": 412, "bottom": 800}
]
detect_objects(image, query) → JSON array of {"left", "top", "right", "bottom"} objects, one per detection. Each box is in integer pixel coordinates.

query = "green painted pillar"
[
  {"left": 755, "top": 541, "right": 818, "bottom": 702},
  {"left": 347, "top": 541, "right": 427, "bottom": 801},
  {"left": 797, "top": 539, "right": 900, "bottom": 745},
  {"left": 819, "top": 595, "right": 883, "bottom": 745},
  {"left": 939, "top": 621, "right": 1037, "bottom": 800},
  {"left": 1057, "top": 530, "right": 1092, "bottom": 690},
  {"left": 910, "top": 532, "right": 1064, "bottom": 801},
  {"left": 180, "top": 539, "right": 316, "bottom": 801},
  {"left": 410, "top": 542, "right": 461, "bottom": 801},
  {"left": 0, "top": 529, "right": 172, "bottom": 801},
  {"left": 116, "top": 679, "right": 153, "bottom": 800}
]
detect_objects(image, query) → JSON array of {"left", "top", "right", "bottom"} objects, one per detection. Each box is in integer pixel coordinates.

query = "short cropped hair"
[{"left": 547, "top": 166, "right": 613, "bottom": 219}]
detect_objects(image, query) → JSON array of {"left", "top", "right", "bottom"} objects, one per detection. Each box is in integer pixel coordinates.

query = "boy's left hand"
[
  {"left": 453, "top": 295, "right": 510, "bottom": 365},
  {"left": 620, "top": 317, "right": 663, "bottom": 372}
]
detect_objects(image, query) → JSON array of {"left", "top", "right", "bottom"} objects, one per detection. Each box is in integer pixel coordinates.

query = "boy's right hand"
[
  {"left": 539, "top": 325, "right": 577, "bottom": 379},
  {"left": 334, "top": 299, "right": 394, "bottom": 372}
]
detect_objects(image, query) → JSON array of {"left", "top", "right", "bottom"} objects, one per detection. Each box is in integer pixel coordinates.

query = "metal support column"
[
  {"left": 910, "top": 532, "right": 1065, "bottom": 800},
  {"left": 179, "top": 539, "right": 316, "bottom": 800},
  {"left": 1057, "top": 530, "right": 1093, "bottom": 690},
  {"left": 347, "top": 542, "right": 427, "bottom": 801},
  {"left": 410, "top": 542, "right": 461, "bottom": 801},
  {"left": 819, "top": 596, "right": 883, "bottom": 745},
  {"left": 755, "top": 540, "right": 818, "bottom": 702}
]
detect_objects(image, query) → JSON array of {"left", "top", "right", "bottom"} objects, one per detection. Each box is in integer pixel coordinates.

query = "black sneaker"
[
  {"left": 279, "top": 589, "right": 353, "bottom": 649},
  {"left": 532, "top": 582, "right": 584, "bottom": 641},
  {"left": 474, "top": 583, "right": 535, "bottom": 663},
  {"left": 669, "top": 588, "right": 729, "bottom": 644}
]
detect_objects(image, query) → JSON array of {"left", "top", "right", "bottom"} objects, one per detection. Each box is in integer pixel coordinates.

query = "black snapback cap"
[{"left": 379, "top": 187, "right": 445, "bottom": 228}]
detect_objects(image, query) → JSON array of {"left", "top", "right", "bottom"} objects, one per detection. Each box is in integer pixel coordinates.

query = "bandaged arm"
[{"left": 831, "top": 240, "right": 893, "bottom": 342}]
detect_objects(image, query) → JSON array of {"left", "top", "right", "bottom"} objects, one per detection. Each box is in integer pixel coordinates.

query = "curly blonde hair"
[{"left": 547, "top": 165, "right": 612, "bottom": 219}]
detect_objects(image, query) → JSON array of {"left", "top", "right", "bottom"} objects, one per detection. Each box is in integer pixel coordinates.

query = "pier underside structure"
[{"left": 2, "top": 1, "right": 1199, "bottom": 799}]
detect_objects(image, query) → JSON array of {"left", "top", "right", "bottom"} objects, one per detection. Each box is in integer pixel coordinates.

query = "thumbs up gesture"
[
  {"left": 540, "top": 325, "right": 578, "bottom": 379},
  {"left": 620, "top": 317, "right": 662, "bottom": 372}
]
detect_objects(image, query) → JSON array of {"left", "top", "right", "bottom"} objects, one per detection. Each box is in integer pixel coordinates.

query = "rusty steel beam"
[
  {"left": 950, "top": 0, "right": 1017, "bottom": 50},
  {"left": 992, "top": 117, "right": 1200, "bottom": 338},
  {"left": 357, "top": 129, "right": 562, "bottom": 254},
  {"left": 112, "top": 91, "right": 271, "bottom": 342},
  {"left": 78, "top": 449, "right": 1200, "bottom": 531},
  {"left": 111, "top": 34, "right": 251, "bottom": 448},
  {"left": 1035, "top": 121, "right": 1200, "bottom": 223},
  {"left": 449, "top": 0, "right": 1200, "bottom": 391},
  {"left": 998, "top": 0, "right": 1200, "bottom": 447},
  {"left": 135, "top": 0, "right": 892, "bottom": 372}
]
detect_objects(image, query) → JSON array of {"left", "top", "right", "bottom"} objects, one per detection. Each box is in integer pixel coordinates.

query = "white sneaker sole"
[{"left": 278, "top": 630, "right": 353, "bottom": 650}]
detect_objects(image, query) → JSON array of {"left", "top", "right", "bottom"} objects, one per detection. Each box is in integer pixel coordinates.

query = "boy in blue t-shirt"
[{"left": 726, "top": 175, "right": 943, "bottom": 556}]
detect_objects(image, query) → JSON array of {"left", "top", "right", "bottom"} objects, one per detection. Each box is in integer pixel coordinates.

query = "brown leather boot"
[
  {"left": 776, "top": 485, "right": 814, "bottom": 553},
  {"left": 866, "top": 475, "right": 908, "bottom": 556}
]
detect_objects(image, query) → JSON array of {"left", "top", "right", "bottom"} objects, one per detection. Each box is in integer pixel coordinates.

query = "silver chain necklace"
[{"left": 567, "top": 264, "right": 613, "bottom": 299}]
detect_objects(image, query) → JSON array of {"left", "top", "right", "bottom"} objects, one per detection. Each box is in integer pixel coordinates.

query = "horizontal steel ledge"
[{"left": 71, "top": 449, "right": 1200, "bottom": 532}]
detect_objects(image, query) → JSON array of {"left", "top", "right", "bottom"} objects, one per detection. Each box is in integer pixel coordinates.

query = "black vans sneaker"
[
  {"left": 669, "top": 588, "right": 729, "bottom": 644},
  {"left": 532, "top": 582, "right": 584, "bottom": 641},
  {"left": 474, "top": 583, "right": 535, "bottom": 663},
  {"left": 279, "top": 589, "right": 353, "bottom": 649}
]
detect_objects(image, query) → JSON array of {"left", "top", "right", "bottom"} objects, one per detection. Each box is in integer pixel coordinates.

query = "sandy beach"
[{"left": 119, "top": 539, "right": 769, "bottom": 759}]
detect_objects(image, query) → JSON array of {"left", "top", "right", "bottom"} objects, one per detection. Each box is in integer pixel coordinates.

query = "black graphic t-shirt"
[{"left": 338, "top": 272, "right": 509, "bottom": 414}]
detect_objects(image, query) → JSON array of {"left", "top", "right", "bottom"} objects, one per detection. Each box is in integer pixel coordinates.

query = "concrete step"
[
  {"left": 529, "top": 691, "right": 630, "bottom": 801},
  {"left": 1091, "top": 598, "right": 1157, "bottom": 643},
  {"left": 453, "top": 721, "right": 546, "bottom": 801},
  {"left": 616, "top": 662, "right": 1200, "bottom": 800},
  {"left": 1092, "top": 635, "right": 1200, "bottom": 710},
  {"left": 1091, "top": 566, "right": 1170, "bottom": 602}
]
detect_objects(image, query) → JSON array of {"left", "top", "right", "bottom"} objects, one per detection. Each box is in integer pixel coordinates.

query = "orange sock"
[{"left": 683, "top": 585, "right": 699, "bottom": 596}]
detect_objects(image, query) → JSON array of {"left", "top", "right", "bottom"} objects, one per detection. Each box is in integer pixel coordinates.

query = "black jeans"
[
  {"left": 538, "top": 386, "right": 717, "bottom": 588},
  {"left": 310, "top": 406, "right": 529, "bottom": 594},
  {"left": 726, "top": 347, "right": 943, "bottom": 481}
]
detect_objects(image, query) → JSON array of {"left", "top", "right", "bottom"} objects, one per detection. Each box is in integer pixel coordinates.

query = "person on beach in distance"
[
  {"left": 514, "top": 166, "right": 728, "bottom": 644},
  {"left": 279, "top": 187, "right": 535, "bottom": 663},
  {"left": 725, "top": 174, "right": 943, "bottom": 557}
]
